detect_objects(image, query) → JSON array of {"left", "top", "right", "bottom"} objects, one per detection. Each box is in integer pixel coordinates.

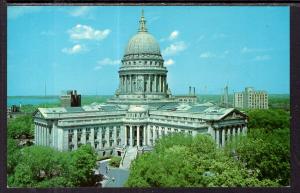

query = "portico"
[{"left": 125, "top": 125, "right": 146, "bottom": 147}]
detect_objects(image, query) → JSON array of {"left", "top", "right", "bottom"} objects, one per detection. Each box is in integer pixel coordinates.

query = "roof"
[{"left": 35, "top": 103, "right": 126, "bottom": 119}]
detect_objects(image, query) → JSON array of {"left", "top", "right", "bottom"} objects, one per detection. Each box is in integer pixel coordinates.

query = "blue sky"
[{"left": 8, "top": 6, "right": 290, "bottom": 96}]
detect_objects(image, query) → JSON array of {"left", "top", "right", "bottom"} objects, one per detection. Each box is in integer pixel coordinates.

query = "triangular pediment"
[
  {"left": 33, "top": 109, "right": 44, "bottom": 118},
  {"left": 221, "top": 109, "right": 247, "bottom": 120}
]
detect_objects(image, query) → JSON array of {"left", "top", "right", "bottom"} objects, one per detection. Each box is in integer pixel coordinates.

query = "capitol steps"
[{"left": 119, "top": 147, "right": 138, "bottom": 169}]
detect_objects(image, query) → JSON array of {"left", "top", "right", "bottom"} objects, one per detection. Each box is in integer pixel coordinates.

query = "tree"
[
  {"left": 68, "top": 144, "right": 100, "bottom": 187},
  {"left": 8, "top": 115, "right": 34, "bottom": 139},
  {"left": 8, "top": 145, "right": 100, "bottom": 188},
  {"left": 246, "top": 109, "right": 290, "bottom": 131},
  {"left": 7, "top": 138, "right": 21, "bottom": 174},
  {"left": 234, "top": 128, "right": 290, "bottom": 186},
  {"left": 126, "top": 134, "right": 278, "bottom": 187}
]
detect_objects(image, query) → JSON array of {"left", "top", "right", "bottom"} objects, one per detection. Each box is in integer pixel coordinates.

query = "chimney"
[
  {"left": 193, "top": 87, "right": 196, "bottom": 96},
  {"left": 189, "top": 86, "right": 191, "bottom": 95}
]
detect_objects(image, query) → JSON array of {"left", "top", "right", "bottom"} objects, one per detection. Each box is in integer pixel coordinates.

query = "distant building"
[
  {"left": 60, "top": 90, "right": 81, "bottom": 107},
  {"left": 7, "top": 105, "right": 23, "bottom": 119},
  {"left": 234, "top": 87, "right": 268, "bottom": 109},
  {"left": 174, "top": 86, "right": 197, "bottom": 103},
  {"left": 220, "top": 85, "right": 230, "bottom": 107}
]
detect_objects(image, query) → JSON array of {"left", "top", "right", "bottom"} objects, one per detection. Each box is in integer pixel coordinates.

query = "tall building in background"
[
  {"left": 234, "top": 87, "right": 268, "bottom": 109},
  {"left": 60, "top": 90, "right": 81, "bottom": 107},
  {"left": 220, "top": 85, "right": 229, "bottom": 107}
]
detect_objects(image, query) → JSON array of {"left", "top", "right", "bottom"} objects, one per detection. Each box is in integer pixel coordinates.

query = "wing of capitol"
[{"left": 33, "top": 11, "right": 248, "bottom": 167}]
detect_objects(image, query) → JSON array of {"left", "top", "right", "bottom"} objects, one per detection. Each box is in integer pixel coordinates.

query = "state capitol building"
[{"left": 34, "top": 11, "right": 248, "bottom": 164}]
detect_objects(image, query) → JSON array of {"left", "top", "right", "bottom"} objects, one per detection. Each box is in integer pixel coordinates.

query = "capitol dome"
[
  {"left": 114, "top": 10, "right": 171, "bottom": 102},
  {"left": 125, "top": 32, "right": 161, "bottom": 55},
  {"left": 124, "top": 10, "right": 161, "bottom": 56}
]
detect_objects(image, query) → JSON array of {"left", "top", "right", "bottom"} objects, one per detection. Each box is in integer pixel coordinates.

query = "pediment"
[
  {"left": 222, "top": 110, "right": 247, "bottom": 120},
  {"left": 33, "top": 110, "right": 44, "bottom": 118}
]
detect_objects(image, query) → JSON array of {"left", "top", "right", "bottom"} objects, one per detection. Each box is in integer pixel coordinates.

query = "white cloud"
[
  {"left": 200, "top": 52, "right": 216, "bottom": 58},
  {"left": 168, "top": 30, "right": 179, "bottom": 40},
  {"left": 164, "top": 59, "right": 175, "bottom": 66},
  {"left": 94, "top": 58, "right": 121, "bottom": 70},
  {"left": 69, "top": 6, "right": 91, "bottom": 17},
  {"left": 253, "top": 55, "right": 271, "bottom": 61},
  {"left": 68, "top": 24, "right": 111, "bottom": 41},
  {"left": 241, "top": 46, "right": 272, "bottom": 53},
  {"left": 162, "top": 41, "right": 187, "bottom": 56},
  {"left": 62, "top": 44, "right": 85, "bottom": 54}
]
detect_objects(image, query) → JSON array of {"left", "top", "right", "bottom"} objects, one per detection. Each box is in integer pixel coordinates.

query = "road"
[{"left": 97, "top": 159, "right": 130, "bottom": 187}]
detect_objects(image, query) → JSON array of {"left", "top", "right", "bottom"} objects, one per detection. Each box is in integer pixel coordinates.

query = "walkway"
[
  {"left": 120, "top": 147, "right": 138, "bottom": 169},
  {"left": 97, "top": 159, "right": 129, "bottom": 187}
]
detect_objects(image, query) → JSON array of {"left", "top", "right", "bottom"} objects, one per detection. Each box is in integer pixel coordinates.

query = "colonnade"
[
  {"left": 120, "top": 74, "right": 166, "bottom": 93},
  {"left": 35, "top": 123, "right": 50, "bottom": 146},
  {"left": 125, "top": 125, "right": 189, "bottom": 147},
  {"left": 125, "top": 125, "right": 147, "bottom": 147},
  {"left": 214, "top": 125, "right": 247, "bottom": 147},
  {"left": 70, "top": 126, "right": 120, "bottom": 150}
]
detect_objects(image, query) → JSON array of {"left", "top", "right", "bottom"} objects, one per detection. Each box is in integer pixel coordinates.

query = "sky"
[{"left": 7, "top": 6, "right": 290, "bottom": 96}]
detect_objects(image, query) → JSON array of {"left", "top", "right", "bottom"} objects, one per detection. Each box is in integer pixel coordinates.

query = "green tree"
[
  {"left": 68, "top": 144, "right": 100, "bottom": 187},
  {"left": 126, "top": 134, "right": 278, "bottom": 187},
  {"left": 247, "top": 109, "right": 290, "bottom": 131},
  {"left": 8, "top": 115, "right": 34, "bottom": 139},
  {"left": 7, "top": 138, "right": 21, "bottom": 174},
  {"left": 235, "top": 128, "right": 290, "bottom": 185},
  {"left": 8, "top": 145, "right": 100, "bottom": 188}
]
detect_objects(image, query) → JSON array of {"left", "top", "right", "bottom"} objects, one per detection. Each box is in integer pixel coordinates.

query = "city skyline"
[{"left": 8, "top": 6, "right": 290, "bottom": 96}]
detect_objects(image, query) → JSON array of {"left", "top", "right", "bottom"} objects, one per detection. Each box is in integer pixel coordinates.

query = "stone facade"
[{"left": 33, "top": 11, "right": 248, "bottom": 157}]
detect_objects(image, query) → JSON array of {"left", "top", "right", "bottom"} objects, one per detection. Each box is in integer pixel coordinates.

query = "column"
[
  {"left": 159, "top": 75, "right": 162, "bottom": 92},
  {"left": 98, "top": 128, "right": 102, "bottom": 149},
  {"left": 154, "top": 75, "right": 157, "bottom": 92},
  {"left": 74, "top": 129, "right": 78, "bottom": 150},
  {"left": 124, "top": 76, "right": 126, "bottom": 92},
  {"left": 42, "top": 125, "right": 44, "bottom": 145},
  {"left": 148, "top": 74, "right": 151, "bottom": 92},
  {"left": 44, "top": 126, "right": 47, "bottom": 146},
  {"left": 221, "top": 128, "right": 225, "bottom": 147},
  {"left": 147, "top": 126, "right": 151, "bottom": 146},
  {"left": 158, "top": 126, "right": 162, "bottom": 138},
  {"left": 124, "top": 126, "right": 127, "bottom": 146},
  {"left": 34, "top": 124, "right": 37, "bottom": 144},
  {"left": 137, "top": 126, "right": 140, "bottom": 147},
  {"left": 121, "top": 76, "right": 124, "bottom": 92},
  {"left": 143, "top": 126, "right": 146, "bottom": 146},
  {"left": 91, "top": 128, "right": 95, "bottom": 148},
  {"left": 41, "top": 126, "right": 44, "bottom": 146},
  {"left": 105, "top": 127, "right": 109, "bottom": 147},
  {"left": 237, "top": 127, "right": 241, "bottom": 136},
  {"left": 34, "top": 123, "right": 39, "bottom": 145},
  {"left": 162, "top": 76, "right": 165, "bottom": 92},
  {"left": 129, "top": 75, "right": 132, "bottom": 92},
  {"left": 243, "top": 125, "right": 248, "bottom": 135},
  {"left": 216, "top": 129, "right": 220, "bottom": 147},
  {"left": 130, "top": 125, "right": 133, "bottom": 147},
  {"left": 153, "top": 127, "right": 156, "bottom": 144},
  {"left": 114, "top": 126, "right": 117, "bottom": 146}
]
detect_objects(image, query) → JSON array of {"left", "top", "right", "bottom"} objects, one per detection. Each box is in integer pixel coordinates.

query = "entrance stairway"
[{"left": 119, "top": 147, "right": 138, "bottom": 169}]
